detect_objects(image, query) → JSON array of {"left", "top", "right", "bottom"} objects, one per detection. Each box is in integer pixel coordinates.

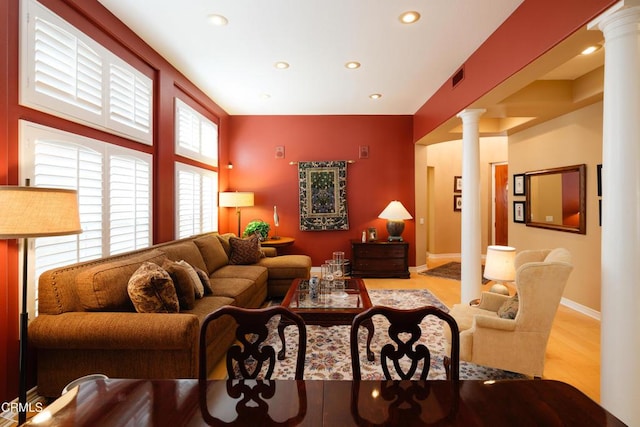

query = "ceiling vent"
[{"left": 452, "top": 66, "right": 465, "bottom": 88}]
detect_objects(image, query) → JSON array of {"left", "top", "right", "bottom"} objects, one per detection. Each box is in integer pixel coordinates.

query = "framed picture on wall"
[
  {"left": 453, "top": 176, "right": 462, "bottom": 193},
  {"left": 513, "top": 201, "right": 525, "bottom": 223},
  {"left": 513, "top": 174, "right": 525, "bottom": 196},
  {"left": 454, "top": 195, "right": 462, "bottom": 211}
]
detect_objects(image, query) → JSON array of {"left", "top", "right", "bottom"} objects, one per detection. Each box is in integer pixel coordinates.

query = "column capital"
[
  {"left": 456, "top": 108, "right": 486, "bottom": 121},
  {"left": 588, "top": 0, "right": 640, "bottom": 31}
]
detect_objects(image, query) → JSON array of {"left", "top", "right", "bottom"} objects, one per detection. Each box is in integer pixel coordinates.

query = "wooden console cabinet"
[{"left": 350, "top": 240, "right": 409, "bottom": 279}]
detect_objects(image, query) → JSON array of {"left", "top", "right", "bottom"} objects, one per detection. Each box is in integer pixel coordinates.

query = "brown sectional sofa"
[{"left": 29, "top": 232, "right": 311, "bottom": 398}]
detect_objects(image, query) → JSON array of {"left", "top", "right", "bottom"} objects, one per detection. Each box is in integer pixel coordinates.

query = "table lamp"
[
  {"left": 219, "top": 191, "right": 255, "bottom": 236},
  {"left": 378, "top": 201, "right": 413, "bottom": 241},
  {"left": 0, "top": 182, "right": 82, "bottom": 424},
  {"left": 483, "top": 245, "right": 516, "bottom": 295}
]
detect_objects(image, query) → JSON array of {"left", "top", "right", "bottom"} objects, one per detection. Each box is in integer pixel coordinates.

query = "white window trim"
[{"left": 20, "top": 0, "right": 153, "bottom": 145}]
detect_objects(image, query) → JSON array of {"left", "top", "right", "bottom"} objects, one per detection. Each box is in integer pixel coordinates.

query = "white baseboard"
[{"left": 560, "top": 297, "right": 601, "bottom": 320}]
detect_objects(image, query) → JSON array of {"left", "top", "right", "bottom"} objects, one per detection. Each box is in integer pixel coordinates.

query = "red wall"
[
  {"left": 226, "top": 115, "right": 415, "bottom": 266},
  {"left": 413, "top": 0, "right": 618, "bottom": 142}
]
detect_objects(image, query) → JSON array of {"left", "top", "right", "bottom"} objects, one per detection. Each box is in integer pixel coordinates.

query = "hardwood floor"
[{"left": 212, "top": 261, "right": 601, "bottom": 403}]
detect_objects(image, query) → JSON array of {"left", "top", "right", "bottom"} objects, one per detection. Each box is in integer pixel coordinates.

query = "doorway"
[{"left": 493, "top": 163, "right": 508, "bottom": 245}]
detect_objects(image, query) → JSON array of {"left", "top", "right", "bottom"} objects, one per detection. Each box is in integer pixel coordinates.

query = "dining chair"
[
  {"left": 199, "top": 305, "right": 307, "bottom": 380},
  {"left": 350, "top": 305, "right": 460, "bottom": 380}
]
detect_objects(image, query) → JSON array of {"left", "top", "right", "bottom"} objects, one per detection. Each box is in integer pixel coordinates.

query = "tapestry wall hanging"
[{"left": 298, "top": 160, "right": 349, "bottom": 231}]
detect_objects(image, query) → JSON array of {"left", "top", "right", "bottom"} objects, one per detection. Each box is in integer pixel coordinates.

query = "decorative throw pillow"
[
  {"left": 127, "top": 262, "right": 179, "bottom": 313},
  {"left": 162, "top": 259, "right": 196, "bottom": 310},
  {"left": 177, "top": 260, "right": 205, "bottom": 298},
  {"left": 229, "top": 235, "right": 262, "bottom": 265},
  {"left": 194, "top": 266, "right": 214, "bottom": 295},
  {"left": 497, "top": 293, "right": 519, "bottom": 319}
]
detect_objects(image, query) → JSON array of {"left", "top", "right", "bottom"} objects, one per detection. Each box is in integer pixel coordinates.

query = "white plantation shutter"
[
  {"left": 109, "top": 63, "right": 152, "bottom": 139},
  {"left": 109, "top": 154, "right": 151, "bottom": 254},
  {"left": 175, "top": 99, "right": 218, "bottom": 165},
  {"left": 33, "top": 16, "right": 103, "bottom": 116},
  {"left": 20, "top": 121, "right": 152, "bottom": 315},
  {"left": 176, "top": 163, "right": 218, "bottom": 238},
  {"left": 21, "top": 0, "right": 153, "bottom": 145}
]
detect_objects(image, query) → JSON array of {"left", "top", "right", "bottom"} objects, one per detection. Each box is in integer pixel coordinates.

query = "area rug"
[
  {"left": 237, "top": 289, "right": 523, "bottom": 381},
  {"left": 421, "top": 262, "right": 490, "bottom": 284}
]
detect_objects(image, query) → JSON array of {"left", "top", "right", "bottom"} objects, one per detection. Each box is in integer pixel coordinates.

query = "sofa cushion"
[
  {"left": 216, "top": 233, "right": 235, "bottom": 257},
  {"left": 76, "top": 250, "right": 166, "bottom": 311},
  {"left": 127, "top": 262, "right": 179, "bottom": 313},
  {"left": 194, "top": 235, "right": 229, "bottom": 274},
  {"left": 544, "top": 248, "right": 571, "bottom": 264},
  {"left": 159, "top": 241, "right": 208, "bottom": 273},
  {"left": 177, "top": 260, "right": 205, "bottom": 298},
  {"left": 210, "top": 277, "right": 258, "bottom": 307},
  {"left": 162, "top": 259, "right": 196, "bottom": 310},
  {"left": 255, "top": 255, "right": 311, "bottom": 279},
  {"left": 229, "top": 235, "right": 263, "bottom": 265},
  {"left": 194, "top": 266, "right": 214, "bottom": 295}
]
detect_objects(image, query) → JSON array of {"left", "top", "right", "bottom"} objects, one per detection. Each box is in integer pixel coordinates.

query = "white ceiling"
[{"left": 97, "top": 0, "right": 524, "bottom": 115}]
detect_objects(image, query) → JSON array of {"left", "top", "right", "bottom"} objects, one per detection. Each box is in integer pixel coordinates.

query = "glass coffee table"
[{"left": 278, "top": 277, "right": 374, "bottom": 361}]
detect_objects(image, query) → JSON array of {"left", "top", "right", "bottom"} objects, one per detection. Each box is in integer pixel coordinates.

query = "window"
[
  {"left": 20, "top": 121, "right": 152, "bottom": 314},
  {"left": 175, "top": 98, "right": 218, "bottom": 165},
  {"left": 175, "top": 162, "right": 218, "bottom": 238},
  {"left": 20, "top": 0, "right": 153, "bottom": 144}
]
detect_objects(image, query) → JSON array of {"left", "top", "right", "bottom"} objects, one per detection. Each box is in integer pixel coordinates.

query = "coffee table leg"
[
  {"left": 277, "top": 319, "right": 287, "bottom": 360},
  {"left": 363, "top": 318, "right": 375, "bottom": 361}
]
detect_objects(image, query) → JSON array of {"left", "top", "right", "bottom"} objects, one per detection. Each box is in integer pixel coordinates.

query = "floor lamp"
[
  {"left": 219, "top": 191, "right": 254, "bottom": 236},
  {"left": 0, "top": 182, "right": 81, "bottom": 424}
]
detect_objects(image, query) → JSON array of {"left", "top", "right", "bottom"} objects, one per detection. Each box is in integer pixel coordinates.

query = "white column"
[
  {"left": 589, "top": 2, "right": 640, "bottom": 425},
  {"left": 456, "top": 109, "right": 485, "bottom": 304}
]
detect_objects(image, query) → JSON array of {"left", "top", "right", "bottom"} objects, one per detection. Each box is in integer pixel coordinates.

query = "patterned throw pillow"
[
  {"left": 497, "top": 293, "right": 519, "bottom": 319},
  {"left": 177, "top": 260, "right": 205, "bottom": 298},
  {"left": 194, "top": 266, "right": 214, "bottom": 295},
  {"left": 127, "top": 262, "right": 179, "bottom": 313},
  {"left": 229, "top": 235, "right": 263, "bottom": 265},
  {"left": 162, "top": 259, "right": 196, "bottom": 310}
]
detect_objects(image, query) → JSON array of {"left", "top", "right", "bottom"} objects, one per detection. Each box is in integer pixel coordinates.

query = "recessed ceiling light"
[
  {"left": 399, "top": 11, "right": 421, "bottom": 24},
  {"left": 369, "top": 93, "right": 382, "bottom": 100},
  {"left": 274, "top": 61, "right": 290, "bottom": 69},
  {"left": 208, "top": 14, "right": 228, "bottom": 26},
  {"left": 345, "top": 61, "right": 361, "bottom": 69},
  {"left": 581, "top": 45, "right": 601, "bottom": 55},
  {"left": 260, "top": 93, "right": 271, "bottom": 99}
]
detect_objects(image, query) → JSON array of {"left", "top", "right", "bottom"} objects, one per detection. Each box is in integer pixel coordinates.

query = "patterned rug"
[
  {"left": 421, "top": 262, "right": 490, "bottom": 284},
  {"left": 237, "top": 289, "right": 524, "bottom": 380}
]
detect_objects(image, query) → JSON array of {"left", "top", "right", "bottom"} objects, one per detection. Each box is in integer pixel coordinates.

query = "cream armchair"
[{"left": 444, "top": 248, "right": 573, "bottom": 378}]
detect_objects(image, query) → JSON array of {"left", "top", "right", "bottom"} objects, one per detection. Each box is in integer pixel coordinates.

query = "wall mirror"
[{"left": 525, "top": 164, "right": 586, "bottom": 234}]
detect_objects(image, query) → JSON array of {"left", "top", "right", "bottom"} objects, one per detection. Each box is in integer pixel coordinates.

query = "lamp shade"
[
  {"left": 0, "top": 186, "right": 82, "bottom": 238},
  {"left": 378, "top": 201, "right": 413, "bottom": 220},
  {"left": 219, "top": 191, "right": 254, "bottom": 208},
  {"left": 483, "top": 245, "right": 516, "bottom": 282}
]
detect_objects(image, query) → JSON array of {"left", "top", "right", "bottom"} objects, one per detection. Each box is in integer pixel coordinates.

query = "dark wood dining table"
[{"left": 24, "top": 378, "right": 625, "bottom": 426}]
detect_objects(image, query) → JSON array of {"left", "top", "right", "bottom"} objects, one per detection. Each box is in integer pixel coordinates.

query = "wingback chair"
[{"left": 444, "top": 248, "right": 573, "bottom": 378}]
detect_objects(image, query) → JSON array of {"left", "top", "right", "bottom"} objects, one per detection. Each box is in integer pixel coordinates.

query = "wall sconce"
[{"left": 227, "top": 162, "right": 233, "bottom": 169}]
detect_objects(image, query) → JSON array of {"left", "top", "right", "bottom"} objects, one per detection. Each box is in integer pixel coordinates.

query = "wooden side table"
[
  {"left": 351, "top": 240, "right": 409, "bottom": 278},
  {"left": 261, "top": 236, "right": 295, "bottom": 254}
]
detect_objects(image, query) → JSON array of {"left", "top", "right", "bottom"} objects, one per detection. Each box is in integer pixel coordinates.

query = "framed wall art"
[
  {"left": 513, "top": 174, "right": 525, "bottom": 196},
  {"left": 453, "top": 176, "right": 462, "bottom": 193},
  {"left": 454, "top": 195, "right": 462, "bottom": 211},
  {"left": 513, "top": 201, "right": 525, "bottom": 223}
]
